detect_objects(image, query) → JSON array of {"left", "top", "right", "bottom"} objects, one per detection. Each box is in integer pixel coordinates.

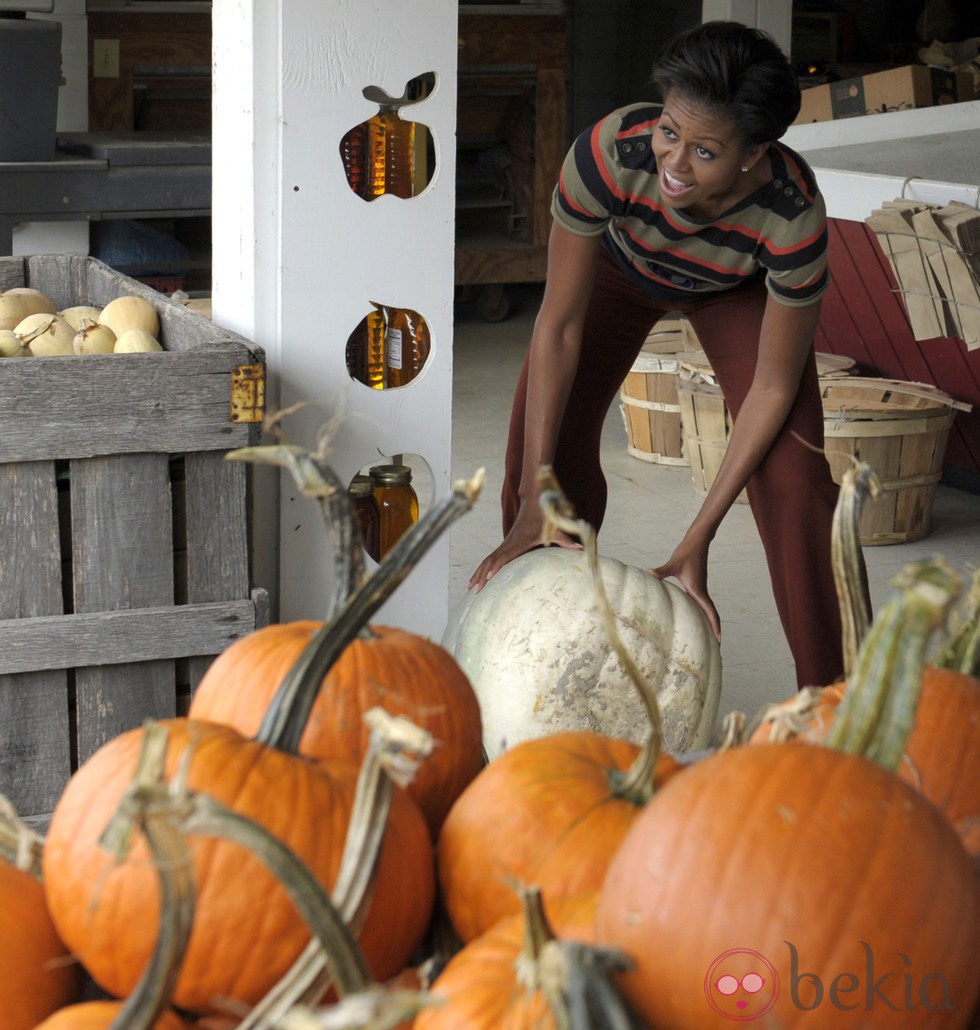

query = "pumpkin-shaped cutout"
[{"left": 340, "top": 71, "right": 435, "bottom": 199}]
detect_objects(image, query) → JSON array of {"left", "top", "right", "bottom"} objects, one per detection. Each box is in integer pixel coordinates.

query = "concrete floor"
[{"left": 447, "top": 283, "right": 980, "bottom": 734}]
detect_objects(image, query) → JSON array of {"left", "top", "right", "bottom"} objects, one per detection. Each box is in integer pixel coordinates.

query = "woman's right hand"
[{"left": 467, "top": 500, "right": 580, "bottom": 592}]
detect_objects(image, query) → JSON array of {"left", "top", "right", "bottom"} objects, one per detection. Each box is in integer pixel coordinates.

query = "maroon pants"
[{"left": 503, "top": 246, "right": 863, "bottom": 689}]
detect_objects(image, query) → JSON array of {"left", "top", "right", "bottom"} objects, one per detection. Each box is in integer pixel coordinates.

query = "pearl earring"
[{"left": 740, "top": 165, "right": 748, "bottom": 172}]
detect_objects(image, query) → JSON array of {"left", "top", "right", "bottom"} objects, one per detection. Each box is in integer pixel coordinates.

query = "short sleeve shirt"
[{"left": 552, "top": 103, "right": 829, "bottom": 307}]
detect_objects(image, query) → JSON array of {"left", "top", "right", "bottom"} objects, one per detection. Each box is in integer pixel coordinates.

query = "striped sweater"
[{"left": 552, "top": 103, "right": 829, "bottom": 307}]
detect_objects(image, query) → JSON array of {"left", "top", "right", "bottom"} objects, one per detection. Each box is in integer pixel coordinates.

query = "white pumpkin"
[{"left": 442, "top": 547, "right": 722, "bottom": 759}]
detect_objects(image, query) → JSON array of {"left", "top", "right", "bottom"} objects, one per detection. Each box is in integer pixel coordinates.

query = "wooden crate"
[{"left": 0, "top": 254, "right": 268, "bottom": 825}]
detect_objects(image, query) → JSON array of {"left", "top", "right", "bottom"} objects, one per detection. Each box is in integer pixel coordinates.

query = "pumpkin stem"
[
  {"left": 515, "top": 883, "right": 558, "bottom": 972},
  {"left": 256, "top": 469, "right": 484, "bottom": 754},
  {"left": 97, "top": 721, "right": 198, "bottom": 1030},
  {"left": 235, "top": 708, "right": 434, "bottom": 1025},
  {"left": 718, "top": 710, "right": 747, "bottom": 750},
  {"left": 538, "top": 467, "right": 663, "bottom": 804},
  {"left": 512, "top": 885, "right": 635, "bottom": 1029},
  {"left": 275, "top": 988, "right": 432, "bottom": 1029},
  {"left": 825, "top": 558, "right": 962, "bottom": 770},
  {"left": 752, "top": 686, "right": 826, "bottom": 743},
  {"left": 831, "top": 460, "right": 878, "bottom": 679},
  {"left": 227, "top": 441, "right": 366, "bottom": 619},
  {"left": 0, "top": 793, "right": 44, "bottom": 879},
  {"left": 934, "top": 567, "right": 980, "bottom": 676},
  {"left": 121, "top": 721, "right": 379, "bottom": 1001}
]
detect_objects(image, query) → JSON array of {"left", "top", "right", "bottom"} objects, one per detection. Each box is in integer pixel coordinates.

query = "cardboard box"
[{"left": 794, "top": 64, "right": 974, "bottom": 124}]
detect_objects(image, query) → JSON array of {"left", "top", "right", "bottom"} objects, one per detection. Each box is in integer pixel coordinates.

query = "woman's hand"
[
  {"left": 471, "top": 225, "right": 600, "bottom": 593},
  {"left": 468, "top": 500, "right": 580, "bottom": 592},
  {"left": 653, "top": 296, "right": 823, "bottom": 643},
  {"left": 650, "top": 533, "right": 721, "bottom": 641}
]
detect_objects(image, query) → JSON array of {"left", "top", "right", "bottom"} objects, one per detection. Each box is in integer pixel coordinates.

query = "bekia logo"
[
  {"left": 704, "top": 948, "right": 778, "bottom": 1021},
  {"left": 705, "top": 942, "right": 958, "bottom": 1021}
]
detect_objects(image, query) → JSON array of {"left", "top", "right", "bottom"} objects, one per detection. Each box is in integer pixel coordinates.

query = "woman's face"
[{"left": 652, "top": 90, "right": 764, "bottom": 218}]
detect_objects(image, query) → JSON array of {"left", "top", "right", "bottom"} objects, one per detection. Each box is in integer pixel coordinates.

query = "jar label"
[{"left": 386, "top": 327, "right": 404, "bottom": 369}]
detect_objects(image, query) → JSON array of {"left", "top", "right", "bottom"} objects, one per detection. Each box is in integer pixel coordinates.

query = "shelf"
[{"left": 455, "top": 7, "right": 566, "bottom": 287}]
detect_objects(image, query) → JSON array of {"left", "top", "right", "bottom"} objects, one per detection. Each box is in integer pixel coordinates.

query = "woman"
[{"left": 468, "top": 20, "right": 869, "bottom": 690}]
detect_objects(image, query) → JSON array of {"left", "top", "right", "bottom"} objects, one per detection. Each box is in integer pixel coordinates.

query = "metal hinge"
[{"left": 230, "top": 363, "right": 265, "bottom": 423}]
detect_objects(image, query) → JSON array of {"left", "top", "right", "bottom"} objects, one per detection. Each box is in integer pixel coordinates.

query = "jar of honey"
[
  {"left": 348, "top": 473, "right": 380, "bottom": 562},
  {"left": 369, "top": 463, "right": 418, "bottom": 559}
]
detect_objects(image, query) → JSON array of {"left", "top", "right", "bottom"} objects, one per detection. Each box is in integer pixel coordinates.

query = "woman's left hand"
[{"left": 650, "top": 532, "right": 721, "bottom": 641}]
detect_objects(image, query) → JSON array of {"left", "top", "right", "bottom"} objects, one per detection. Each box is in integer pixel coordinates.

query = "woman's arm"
[
  {"left": 651, "top": 295, "right": 823, "bottom": 638},
  {"left": 468, "top": 224, "right": 603, "bottom": 590}
]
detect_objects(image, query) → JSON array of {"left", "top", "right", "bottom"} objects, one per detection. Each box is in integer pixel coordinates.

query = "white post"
[{"left": 212, "top": 0, "right": 458, "bottom": 640}]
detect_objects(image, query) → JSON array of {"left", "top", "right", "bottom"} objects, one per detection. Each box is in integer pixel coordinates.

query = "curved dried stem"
[
  {"left": 933, "top": 566, "right": 980, "bottom": 676},
  {"left": 751, "top": 686, "right": 826, "bottom": 744},
  {"left": 537, "top": 466, "right": 662, "bottom": 804},
  {"left": 275, "top": 989, "right": 431, "bottom": 1030},
  {"left": 227, "top": 442, "right": 365, "bottom": 620},
  {"left": 717, "top": 710, "right": 747, "bottom": 751},
  {"left": 237, "top": 708, "right": 434, "bottom": 1027},
  {"left": 831, "top": 460, "right": 879, "bottom": 680},
  {"left": 512, "top": 885, "right": 635, "bottom": 1030},
  {"left": 256, "top": 469, "right": 484, "bottom": 755},
  {"left": 98, "top": 722, "right": 198, "bottom": 1029},
  {"left": 0, "top": 794, "right": 44, "bottom": 879},
  {"left": 826, "top": 558, "right": 962, "bottom": 771},
  {"left": 119, "top": 721, "right": 385, "bottom": 1014}
]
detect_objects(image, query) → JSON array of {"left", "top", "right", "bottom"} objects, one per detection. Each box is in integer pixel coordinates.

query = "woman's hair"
[{"left": 650, "top": 20, "right": 801, "bottom": 143}]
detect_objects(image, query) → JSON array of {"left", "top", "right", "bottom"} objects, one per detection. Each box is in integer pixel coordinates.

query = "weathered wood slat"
[
  {"left": 0, "top": 461, "right": 71, "bottom": 817},
  {"left": 71, "top": 453, "right": 177, "bottom": 761},
  {"left": 183, "top": 451, "right": 252, "bottom": 688},
  {"left": 0, "top": 599, "right": 261, "bottom": 675},
  {"left": 0, "top": 351, "right": 257, "bottom": 462}
]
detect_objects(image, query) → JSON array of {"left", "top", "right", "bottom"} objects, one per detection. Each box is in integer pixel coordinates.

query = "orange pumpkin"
[
  {"left": 41, "top": 718, "right": 434, "bottom": 1016},
  {"left": 751, "top": 465, "right": 980, "bottom": 829},
  {"left": 0, "top": 857, "right": 84, "bottom": 1028},
  {"left": 599, "top": 558, "right": 980, "bottom": 1028},
  {"left": 190, "top": 621, "right": 483, "bottom": 837},
  {"left": 416, "top": 889, "right": 635, "bottom": 1029},
  {"left": 752, "top": 652, "right": 980, "bottom": 828},
  {"left": 35, "top": 1003, "right": 193, "bottom": 1030},
  {"left": 596, "top": 742, "right": 980, "bottom": 1029},
  {"left": 437, "top": 731, "right": 683, "bottom": 943}
]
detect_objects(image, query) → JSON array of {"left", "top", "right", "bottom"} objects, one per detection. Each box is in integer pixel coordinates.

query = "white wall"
[
  {"left": 211, "top": 0, "right": 458, "bottom": 640},
  {"left": 701, "top": 0, "right": 791, "bottom": 54},
  {"left": 784, "top": 101, "right": 980, "bottom": 220}
]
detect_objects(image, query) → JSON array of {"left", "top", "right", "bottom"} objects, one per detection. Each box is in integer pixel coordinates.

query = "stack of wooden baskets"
[{"left": 671, "top": 350, "right": 855, "bottom": 506}]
